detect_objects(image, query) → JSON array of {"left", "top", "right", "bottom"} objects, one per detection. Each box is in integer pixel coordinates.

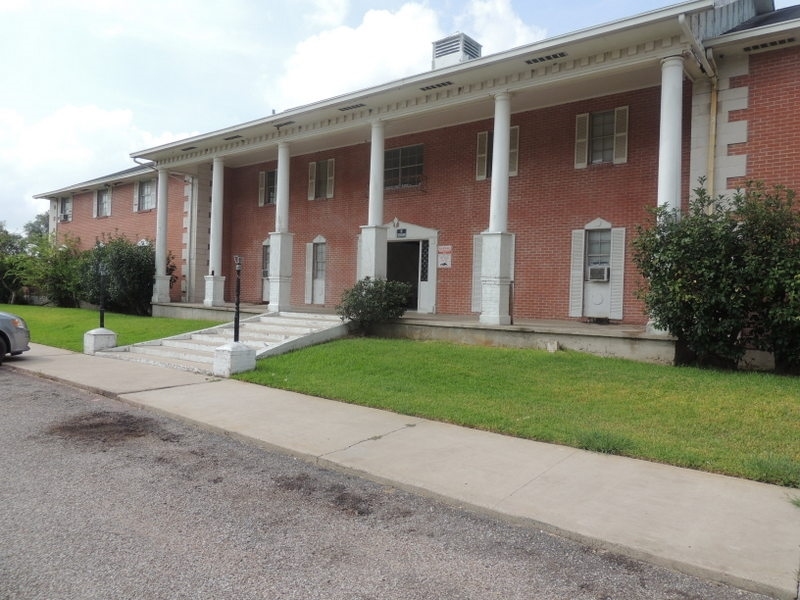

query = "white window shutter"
[
  {"left": 107, "top": 190, "right": 112, "bottom": 216},
  {"left": 304, "top": 242, "right": 314, "bottom": 304},
  {"left": 476, "top": 132, "right": 489, "bottom": 181},
  {"left": 569, "top": 229, "right": 585, "bottom": 317},
  {"left": 326, "top": 158, "right": 335, "bottom": 198},
  {"left": 574, "top": 113, "right": 589, "bottom": 169},
  {"left": 93, "top": 191, "right": 98, "bottom": 218},
  {"left": 258, "top": 170, "right": 266, "bottom": 207},
  {"left": 471, "top": 234, "right": 482, "bottom": 312},
  {"left": 509, "top": 126, "right": 519, "bottom": 176},
  {"left": 133, "top": 182, "right": 140, "bottom": 213},
  {"left": 609, "top": 227, "right": 626, "bottom": 320},
  {"left": 613, "top": 106, "right": 629, "bottom": 165},
  {"left": 307, "top": 162, "right": 316, "bottom": 200}
]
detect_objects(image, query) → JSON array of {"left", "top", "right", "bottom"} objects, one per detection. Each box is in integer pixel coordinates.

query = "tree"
[
  {"left": 18, "top": 234, "right": 84, "bottom": 308},
  {"left": 0, "top": 222, "right": 25, "bottom": 303}
]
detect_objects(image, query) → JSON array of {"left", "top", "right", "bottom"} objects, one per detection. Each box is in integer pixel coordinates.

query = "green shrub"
[
  {"left": 336, "top": 277, "right": 413, "bottom": 334},
  {"left": 633, "top": 182, "right": 749, "bottom": 368},
  {"left": 82, "top": 234, "right": 175, "bottom": 316}
]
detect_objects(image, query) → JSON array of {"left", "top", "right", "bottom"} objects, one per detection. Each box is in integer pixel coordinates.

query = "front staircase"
[{"left": 95, "top": 312, "right": 349, "bottom": 375}]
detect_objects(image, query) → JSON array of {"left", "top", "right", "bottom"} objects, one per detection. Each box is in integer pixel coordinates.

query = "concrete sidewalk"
[{"left": 7, "top": 343, "right": 800, "bottom": 600}]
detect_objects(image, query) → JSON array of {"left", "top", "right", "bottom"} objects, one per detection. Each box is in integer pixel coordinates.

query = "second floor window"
[
  {"left": 308, "top": 159, "right": 335, "bottom": 200},
  {"left": 259, "top": 170, "right": 277, "bottom": 206},
  {"left": 385, "top": 144, "right": 423, "bottom": 188},
  {"left": 137, "top": 179, "right": 156, "bottom": 211},
  {"left": 95, "top": 188, "right": 111, "bottom": 218},
  {"left": 574, "top": 106, "right": 629, "bottom": 168}
]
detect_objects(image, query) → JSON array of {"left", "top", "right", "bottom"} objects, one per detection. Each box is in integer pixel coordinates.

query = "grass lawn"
[
  {"left": 1, "top": 304, "right": 224, "bottom": 353},
  {"left": 235, "top": 337, "right": 800, "bottom": 488},
  {"left": 6, "top": 304, "right": 799, "bottom": 488}
]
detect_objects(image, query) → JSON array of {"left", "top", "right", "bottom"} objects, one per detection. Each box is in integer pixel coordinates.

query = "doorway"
[{"left": 387, "top": 241, "right": 420, "bottom": 310}]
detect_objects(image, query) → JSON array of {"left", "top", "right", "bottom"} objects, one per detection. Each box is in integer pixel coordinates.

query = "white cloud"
[
  {"left": 273, "top": 3, "right": 441, "bottom": 110},
  {"left": 305, "top": 0, "right": 351, "bottom": 28},
  {"left": 0, "top": 105, "right": 194, "bottom": 232},
  {"left": 456, "top": 0, "right": 546, "bottom": 55}
]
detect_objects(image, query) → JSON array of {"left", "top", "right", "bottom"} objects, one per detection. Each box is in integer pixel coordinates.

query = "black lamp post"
[
  {"left": 98, "top": 262, "right": 107, "bottom": 329},
  {"left": 233, "top": 255, "right": 242, "bottom": 342}
]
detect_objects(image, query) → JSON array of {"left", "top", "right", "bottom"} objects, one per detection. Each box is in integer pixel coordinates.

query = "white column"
[
  {"left": 368, "top": 120, "right": 385, "bottom": 227},
  {"left": 269, "top": 142, "right": 293, "bottom": 312},
  {"left": 657, "top": 56, "right": 685, "bottom": 213},
  {"left": 151, "top": 167, "right": 171, "bottom": 303},
  {"left": 480, "top": 92, "right": 514, "bottom": 326},
  {"left": 204, "top": 156, "right": 225, "bottom": 307},
  {"left": 488, "top": 92, "right": 511, "bottom": 233},
  {"left": 360, "top": 121, "right": 388, "bottom": 280},
  {"left": 275, "top": 142, "right": 290, "bottom": 233}
]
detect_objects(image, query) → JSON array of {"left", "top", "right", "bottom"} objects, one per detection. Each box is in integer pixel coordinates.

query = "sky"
[{"left": 0, "top": 0, "right": 795, "bottom": 233}]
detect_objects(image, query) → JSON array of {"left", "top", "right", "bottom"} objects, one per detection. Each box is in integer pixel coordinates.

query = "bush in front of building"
[
  {"left": 336, "top": 277, "right": 413, "bottom": 335},
  {"left": 82, "top": 234, "right": 175, "bottom": 317},
  {"left": 735, "top": 182, "right": 800, "bottom": 375},
  {"left": 634, "top": 180, "right": 800, "bottom": 373}
]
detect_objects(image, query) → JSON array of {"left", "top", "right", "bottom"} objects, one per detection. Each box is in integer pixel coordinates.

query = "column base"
[
  {"left": 204, "top": 275, "right": 225, "bottom": 307},
  {"left": 151, "top": 275, "right": 171, "bottom": 304}
]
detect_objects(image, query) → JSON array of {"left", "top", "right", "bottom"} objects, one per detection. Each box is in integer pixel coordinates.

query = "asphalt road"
[{"left": 0, "top": 369, "right": 772, "bottom": 600}]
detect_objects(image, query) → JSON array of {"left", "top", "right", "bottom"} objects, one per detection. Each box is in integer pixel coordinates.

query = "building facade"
[{"left": 38, "top": 0, "right": 800, "bottom": 326}]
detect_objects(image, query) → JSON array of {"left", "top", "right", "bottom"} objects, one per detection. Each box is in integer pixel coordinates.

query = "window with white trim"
[
  {"left": 94, "top": 188, "right": 111, "bottom": 218},
  {"left": 574, "top": 106, "right": 628, "bottom": 168},
  {"left": 476, "top": 126, "right": 519, "bottom": 180},
  {"left": 135, "top": 179, "right": 156, "bottom": 212},
  {"left": 308, "top": 159, "right": 335, "bottom": 200},
  {"left": 385, "top": 144, "right": 424, "bottom": 188},
  {"left": 258, "top": 170, "right": 276, "bottom": 206}
]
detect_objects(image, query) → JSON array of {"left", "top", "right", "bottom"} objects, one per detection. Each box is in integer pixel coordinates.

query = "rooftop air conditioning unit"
[
  {"left": 432, "top": 33, "right": 482, "bottom": 69},
  {"left": 588, "top": 266, "right": 610, "bottom": 282}
]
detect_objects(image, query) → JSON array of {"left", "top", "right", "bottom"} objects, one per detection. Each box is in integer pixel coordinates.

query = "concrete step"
[{"left": 96, "top": 311, "right": 350, "bottom": 376}]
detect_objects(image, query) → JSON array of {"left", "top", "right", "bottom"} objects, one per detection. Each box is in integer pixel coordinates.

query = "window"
[
  {"left": 308, "top": 159, "right": 335, "bottom": 200},
  {"left": 385, "top": 144, "right": 423, "bottom": 188},
  {"left": 136, "top": 179, "right": 156, "bottom": 211},
  {"left": 476, "top": 126, "right": 519, "bottom": 180},
  {"left": 585, "top": 229, "right": 611, "bottom": 280},
  {"left": 58, "top": 197, "right": 72, "bottom": 222},
  {"left": 258, "top": 170, "right": 276, "bottom": 206},
  {"left": 574, "top": 106, "right": 628, "bottom": 168},
  {"left": 95, "top": 188, "right": 111, "bottom": 218}
]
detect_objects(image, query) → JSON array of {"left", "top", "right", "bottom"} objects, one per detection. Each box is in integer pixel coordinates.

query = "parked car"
[{"left": 0, "top": 311, "right": 31, "bottom": 365}]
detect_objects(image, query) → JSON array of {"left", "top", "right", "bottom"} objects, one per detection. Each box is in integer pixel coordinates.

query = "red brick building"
[{"left": 38, "top": 0, "right": 800, "bottom": 326}]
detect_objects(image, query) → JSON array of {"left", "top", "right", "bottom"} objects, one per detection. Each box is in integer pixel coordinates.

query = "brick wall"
[
  {"left": 728, "top": 46, "right": 800, "bottom": 192},
  {"left": 222, "top": 83, "right": 691, "bottom": 325}
]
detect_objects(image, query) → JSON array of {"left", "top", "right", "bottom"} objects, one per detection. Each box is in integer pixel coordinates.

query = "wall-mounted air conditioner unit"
[
  {"left": 588, "top": 266, "right": 610, "bottom": 282},
  {"left": 59, "top": 213, "right": 70, "bottom": 223}
]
